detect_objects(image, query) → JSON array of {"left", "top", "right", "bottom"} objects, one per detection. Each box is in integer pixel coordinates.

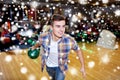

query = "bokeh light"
[
  {"left": 88, "top": 61, "right": 95, "bottom": 68},
  {"left": 5, "top": 55, "right": 12, "bottom": 62},
  {"left": 20, "top": 67, "right": 27, "bottom": 74},
  {"left": 28, "top": 74, "right": 36, "bottom": 80}
]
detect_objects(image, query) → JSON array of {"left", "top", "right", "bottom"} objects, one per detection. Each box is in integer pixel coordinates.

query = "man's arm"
[
  {"left": 75, "top": 49, "right": 86, "bottom": 78},
  {"left": 31, "top": 37, "right": 42, "bottom": 50},
  {"left": 31, "top": 43, "right": 40, "bottom": 50}
]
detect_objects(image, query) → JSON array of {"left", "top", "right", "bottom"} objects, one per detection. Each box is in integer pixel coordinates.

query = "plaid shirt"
[{"left": 39, "top": 32, "right": 80, "bottom": 72}]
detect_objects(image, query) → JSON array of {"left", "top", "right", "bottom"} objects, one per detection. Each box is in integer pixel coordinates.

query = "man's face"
[{"left": 51, "top": 20, "right": 66, "bottom": 38}]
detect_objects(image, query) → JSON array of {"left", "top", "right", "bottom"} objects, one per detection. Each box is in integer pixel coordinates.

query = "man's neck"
[{"left": 51, "top": 33, "right": 61, "bottom": 42}]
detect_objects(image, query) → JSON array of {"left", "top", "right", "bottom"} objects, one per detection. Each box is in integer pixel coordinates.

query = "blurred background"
[
  {"left": 0, "top": 0, "right": 120, "bottom": 51},
  {"left": 0, "top": 0, "right": 120, "bottom": 80}
]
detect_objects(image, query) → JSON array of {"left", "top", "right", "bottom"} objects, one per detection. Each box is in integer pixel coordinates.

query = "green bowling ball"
[
  {"left": 28, "top": 48, "right": 40, "bottom": 59},
  {"left": 27, "top": 39, "right": 36, "bottom": 46}
]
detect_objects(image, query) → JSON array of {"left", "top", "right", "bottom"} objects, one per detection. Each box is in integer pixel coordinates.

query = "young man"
[{"left": 31, "top": 14, "right": 86, "bottom": 80}]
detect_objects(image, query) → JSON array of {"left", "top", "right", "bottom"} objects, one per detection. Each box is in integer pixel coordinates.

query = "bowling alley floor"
[{"left": 0, "top": 39, "right": 120, "bottom": 80}]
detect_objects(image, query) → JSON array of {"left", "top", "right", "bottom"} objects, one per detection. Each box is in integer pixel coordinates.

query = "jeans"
[{"left": 46, "top": 66, "right": 65, "bottom": 80}]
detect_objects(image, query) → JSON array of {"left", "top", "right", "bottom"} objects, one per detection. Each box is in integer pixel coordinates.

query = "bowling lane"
[{"left": 0, "top": 41, "right": 120, "bottom": 80}]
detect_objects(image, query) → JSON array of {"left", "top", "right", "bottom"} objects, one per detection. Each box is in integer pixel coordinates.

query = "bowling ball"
[
  {"left": 28, "top": 48, "right": 40, "bottom": 59},
  {"left": 27, "top": 39, "right": 36, "bottom": 46}
]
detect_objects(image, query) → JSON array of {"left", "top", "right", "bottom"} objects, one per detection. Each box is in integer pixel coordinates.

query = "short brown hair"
[{"left": 50, "top": 14, "right": 66, "bottom": 25}]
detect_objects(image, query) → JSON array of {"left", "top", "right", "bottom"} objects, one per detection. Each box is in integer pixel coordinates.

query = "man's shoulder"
[{"left": 40, "top": 32, "right": 50, "bottom": 37}]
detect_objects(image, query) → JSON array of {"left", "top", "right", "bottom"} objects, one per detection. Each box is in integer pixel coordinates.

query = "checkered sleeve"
[{"left": 71, "top": 38, "right": 80, "bottom": 51}]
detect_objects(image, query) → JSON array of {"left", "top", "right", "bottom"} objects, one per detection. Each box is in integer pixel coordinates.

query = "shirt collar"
[{"left": 49, "top": 32, "right": 64, "bottom": 43}]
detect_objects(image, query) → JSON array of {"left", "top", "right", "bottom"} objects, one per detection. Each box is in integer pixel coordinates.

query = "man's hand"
[
  {"left": 30, "top": 43, "right": 40, "bottom": 50},
  {"left": 80, "top": 66, "right": 86, "bottom": 78}
]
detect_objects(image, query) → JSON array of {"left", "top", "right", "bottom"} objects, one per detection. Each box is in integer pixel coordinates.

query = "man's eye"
[
  {"left": 55, "top": 25, "right": 65, "bottom": 28},
  {"left": 56, "top": 25, "right": 60, "bottom": 28},
  {"left": 63, "top": 25, "right": 66, "bottom": 28}
]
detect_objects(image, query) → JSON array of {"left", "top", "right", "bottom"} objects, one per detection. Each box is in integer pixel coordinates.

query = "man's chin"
[
  {"left": 57, "top": 35, "right": 63, "bottom": 38},
  {"left": 58, "top": 36, "right": 62, "bottom": 38}
]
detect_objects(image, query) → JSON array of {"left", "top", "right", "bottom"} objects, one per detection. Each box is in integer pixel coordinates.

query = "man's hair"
[{"left": 50, "top": 14, "right": 66, "bottom": 25}]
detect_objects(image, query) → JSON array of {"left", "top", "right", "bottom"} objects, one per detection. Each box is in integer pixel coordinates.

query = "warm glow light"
[
  {"left": 20, "top": 63, "right": 23, "bottom": 66},
  {"left": 114, "top": 9, "right": 120, "bottom": 16},
  {"left": 20, "top": 67, "right": 27, "bottom": 74},
  {"left": 0, "top": 72, "right": 3, "bottom": 76},
  {"left": 71, "top": 15, "right": 78, "bottom": 22},
  {"left": 88, "top": 61, "right": 95, "bottom": 68},
  {"left": 69, "top": 67, "right": 78, "bottom": 75},
  {"left": 13, "top": 49, "right": 23, "bottom": 55},
  {"left": 2, "top": 7, "right": 6, "bottom": 11},
  {"left": 5, "top": 55, "right": 12, "bottom": 62},
  {"left": 30, "top": 1, "right": 38, "bottom": 8},
  {"left": 117, "top": 66, "right": 120, "bottom": 70},
  {"left": 28, "top": 74, "right": 36, "bottom": 80},
  {"left": 101, "top": 54, "right": 110, "bottom": 64},
  {"left": 78, "top": 0, "right": 88, "bottom": 5},
  {"left": 102, "top": 0, "right": 109, "bottom": 4},
  {"left": 41, "top": 76, "right": 48, "bottom": 80}
]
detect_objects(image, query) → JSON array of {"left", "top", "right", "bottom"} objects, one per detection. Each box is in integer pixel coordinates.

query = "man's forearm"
[
  {"left": 31, "top": 43, "right": 40, "bottom": 50},
  {"left": 76, "top": 50, "right": 85, "bottom": 67},
  {"left": 76, "top": 50, "right": 86, "bottom": 78}
]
